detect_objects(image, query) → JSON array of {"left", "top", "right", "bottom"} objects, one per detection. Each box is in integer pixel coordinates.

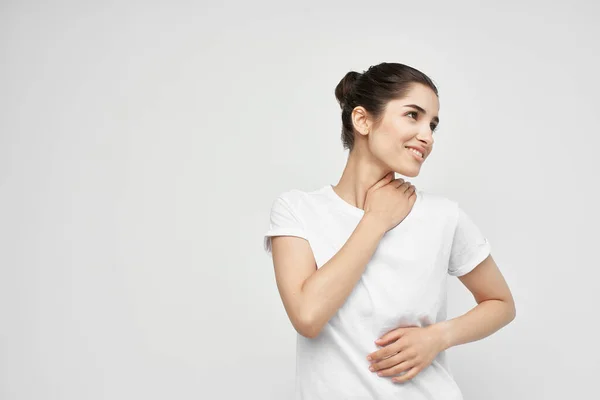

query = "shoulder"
[
  {"left": 416, "top": 188, "right": 459, "bottom": 218},
  {"left": 274, "top": 188, "right": 306, "bottom": 205},
  {"left": 273, "top": 185, "right": 330, "bottom": 210}
]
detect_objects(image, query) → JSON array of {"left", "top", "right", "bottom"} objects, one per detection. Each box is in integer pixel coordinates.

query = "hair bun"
[{"left": 334, "top": 71, "right": 362, "bottom": 109}]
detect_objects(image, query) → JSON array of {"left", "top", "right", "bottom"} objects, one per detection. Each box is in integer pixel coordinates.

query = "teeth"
[{"left": 407, "top": 147, "right": 423, "bottom": 158}]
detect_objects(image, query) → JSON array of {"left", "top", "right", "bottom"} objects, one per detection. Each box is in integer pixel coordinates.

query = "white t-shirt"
[{"left": 263, "top": 184, "right": 491, "bottom": 400}]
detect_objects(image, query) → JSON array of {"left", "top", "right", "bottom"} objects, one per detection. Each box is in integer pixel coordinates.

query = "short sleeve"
[
  {"left": 448, "top": 205, "right": 491, "bottom": 276},
  {"left": 263, "top": 195, "right": 308, "bottom": 255}
]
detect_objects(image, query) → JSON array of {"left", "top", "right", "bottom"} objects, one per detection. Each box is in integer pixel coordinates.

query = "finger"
[
  {"left": 394, "top": 179, "right": 409, "bottom": 189},
  {"left": 392, "top": 366, "right": 421, "bottom": 383},
  {"left": 369, "top": 172, "right": 395, "bottom": 192},
  {"left": 368, "top": 337, "right": 404, "bottom": 362},
  {"left": 377, "top": 359, "right": 415, "bottom": 377},
  {"left": 390, "top": 178, "right": 404, "bottom": 188},
  {"left": 370, "top": 351, "right": 410, "bottom": 372},
  {"left": 375, "top": 328, "right": 404, "bottom": 346},
  {"left": 399, "top": 182, "right": 413, "bottom": 191},
  {"left": 405, "top": 184, "right": 416, "bottom": 194},
  {"left": 368, "top": 344, "right": 398, "bottom": 362}
]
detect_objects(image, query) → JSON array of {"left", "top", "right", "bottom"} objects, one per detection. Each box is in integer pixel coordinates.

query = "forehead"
[{"left": 386, "top": 84, "right": 439, "bottom": 113}]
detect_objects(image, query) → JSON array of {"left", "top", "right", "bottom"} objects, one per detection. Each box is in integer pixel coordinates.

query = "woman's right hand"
[{"left": 363, "top": 172, "right": 417, "bottom": 233}]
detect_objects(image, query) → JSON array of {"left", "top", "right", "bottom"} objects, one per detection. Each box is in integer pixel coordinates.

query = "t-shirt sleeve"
[
  {"left": 447, "top": 205, "right": 491, "bottom": 276},
  {"left": 263, "top": 194, "right": 308, "bottom": 255}
]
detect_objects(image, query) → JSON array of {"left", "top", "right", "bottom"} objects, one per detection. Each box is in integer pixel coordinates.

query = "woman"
[{"left": 263, "top": 62, "right": 516, "bottom": 399}]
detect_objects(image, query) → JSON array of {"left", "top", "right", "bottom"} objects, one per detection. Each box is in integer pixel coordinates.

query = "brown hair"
[{"left": 334, "top": 62, "right": 439, "bottom": 151}]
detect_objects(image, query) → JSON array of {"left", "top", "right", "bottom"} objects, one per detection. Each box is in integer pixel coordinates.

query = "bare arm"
[
  {"left": 432, "top": 254, "right": 516, "bottom": 349},
  {"left": 271, "top": 213, "right": 385, "bottom": 338}
]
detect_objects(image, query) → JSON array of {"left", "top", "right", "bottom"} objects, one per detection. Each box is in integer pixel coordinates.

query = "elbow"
[
  {"left": 297, "top": 319, "right": 322, "bottom": 339},
  {"left": 297, "top": 324, "right": 320, "bottom": 339},
  {"left": 507, "top": 299, "right": 517, "bottom": 322},
  {"left": 295, "top": 309, "right": 324, "bottom": 339}
]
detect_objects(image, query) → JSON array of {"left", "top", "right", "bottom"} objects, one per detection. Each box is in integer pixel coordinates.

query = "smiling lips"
[{"left": 405, "top": 146, "right": 424, "bottom": 161}]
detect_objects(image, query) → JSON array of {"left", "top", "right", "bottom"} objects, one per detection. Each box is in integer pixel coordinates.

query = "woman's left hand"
[{"left": 366, "top": 324, "right": 446, "bottom": 383}]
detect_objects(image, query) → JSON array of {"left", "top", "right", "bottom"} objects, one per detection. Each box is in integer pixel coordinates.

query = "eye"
[{"left": 407, "top": 111, "right": 438, "bottom": 133}]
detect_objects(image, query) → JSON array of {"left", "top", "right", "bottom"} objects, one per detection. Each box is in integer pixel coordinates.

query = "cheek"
[
  {"left": 369, "top": 132, "right": 392, "bottom": 155},
  {"left": 369, "top": 133, "right": 407, "bottom": 163}
]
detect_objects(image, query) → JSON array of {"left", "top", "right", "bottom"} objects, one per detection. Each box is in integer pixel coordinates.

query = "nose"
[{"left": 416, "top": 125, "right": 434, "bottom": 146}]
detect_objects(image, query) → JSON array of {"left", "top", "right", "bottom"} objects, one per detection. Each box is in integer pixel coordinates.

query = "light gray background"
[{"left": 1, "top": 1, "right": 599, "bottom": 399}]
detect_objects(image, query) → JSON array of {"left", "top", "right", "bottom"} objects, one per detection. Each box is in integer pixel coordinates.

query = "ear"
[{"left": 351, "top": 106, "right": 371, "bottom": 136}]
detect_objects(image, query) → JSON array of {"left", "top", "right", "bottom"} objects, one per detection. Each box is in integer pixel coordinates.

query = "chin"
[{"left": 392, "top": 164, "right": 420, "bottom": 178}]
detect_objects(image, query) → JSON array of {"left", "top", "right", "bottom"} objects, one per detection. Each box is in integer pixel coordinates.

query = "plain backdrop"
[{"left": 1, "top": 1, "right": 599, "bottom": 399}]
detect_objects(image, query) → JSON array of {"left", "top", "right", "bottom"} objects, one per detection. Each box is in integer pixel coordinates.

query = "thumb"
[
  {"left": 375, "top": 328, "right": 404, "bottom": 345},
  {"left": 369, "top": 171, "right": 395, "bottom": 193}
]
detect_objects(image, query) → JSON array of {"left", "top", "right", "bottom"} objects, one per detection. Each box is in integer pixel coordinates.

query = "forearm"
[
  {"left": 301, "top": 213, "right": 385, "bottom": 337},
  {"left": 433, "top": 299, "right": 516, "bottom": 351}
]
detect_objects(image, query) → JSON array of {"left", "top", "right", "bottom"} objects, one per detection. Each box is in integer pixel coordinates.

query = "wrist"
[
  {"left": 360, "top": 212, "right": 386, "bottom": 237},
  {"left": 429, "top": 321, "right": 452, "bottom": 352}
]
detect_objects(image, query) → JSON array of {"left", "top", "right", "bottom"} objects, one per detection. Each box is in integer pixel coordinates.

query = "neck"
[{"left": 332, "top": 146, "right": 393, "bottom": 210}]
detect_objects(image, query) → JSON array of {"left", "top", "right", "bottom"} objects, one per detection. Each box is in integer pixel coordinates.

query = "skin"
[
  {"left": 272, "top": 82, "right": 516, "bottom": 384},
  {"left": 336, "top": 83, "right": 516, "bottom": 383},
  {"left": 368, "top": 255, "right": 515, "bottom": 383},
  {"left": 331, "top": 82, "right": 440, "bottom": 210}
]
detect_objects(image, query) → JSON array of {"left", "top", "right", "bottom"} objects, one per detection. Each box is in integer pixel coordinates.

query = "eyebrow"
[{"left": 404, "top": 104, "right": 440, "bottom": 125}]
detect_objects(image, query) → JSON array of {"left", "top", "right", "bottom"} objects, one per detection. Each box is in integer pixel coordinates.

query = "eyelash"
[{"left": 407, "top": 111, "right": 438, "bottom": 132}]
